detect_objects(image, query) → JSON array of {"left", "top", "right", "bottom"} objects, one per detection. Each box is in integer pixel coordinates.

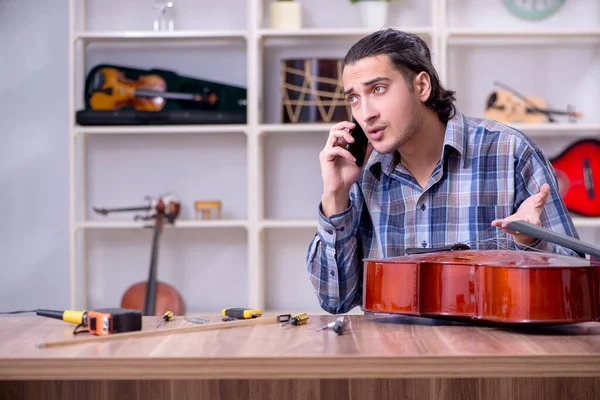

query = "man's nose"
[{"left": 361, "top": 100, "right": 379, "bottom": 124}]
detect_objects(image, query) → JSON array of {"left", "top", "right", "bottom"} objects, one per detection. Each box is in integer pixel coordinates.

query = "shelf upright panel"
[{"left": 247, "top": 0, "right": 266, "bottom": 310}]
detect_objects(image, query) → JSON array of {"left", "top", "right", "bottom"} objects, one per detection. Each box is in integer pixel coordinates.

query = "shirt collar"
[
  {"left": 365, "top": 108, "right": 468, "bottom": 176},
  {"left": 443, "top": 109, "right": 468, "bottom": 168}
]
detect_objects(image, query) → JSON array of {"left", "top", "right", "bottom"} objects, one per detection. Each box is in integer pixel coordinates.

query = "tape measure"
[{"left": 35, "top": 308, "right": 142, "bottom": 336}]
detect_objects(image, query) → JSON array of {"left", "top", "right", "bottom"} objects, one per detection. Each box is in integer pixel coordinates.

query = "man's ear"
[{"left": 413, "top": 71, "right": 432, "bottom": 103}]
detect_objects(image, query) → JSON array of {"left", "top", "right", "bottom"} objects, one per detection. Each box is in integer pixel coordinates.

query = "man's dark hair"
[{"left": 343, "top": 28, "right": 456, "bottom": 123}]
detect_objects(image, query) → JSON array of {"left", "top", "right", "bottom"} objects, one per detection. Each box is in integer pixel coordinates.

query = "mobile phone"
[{"left": 345, "top": 117, "right": 369, "bottom": 167}]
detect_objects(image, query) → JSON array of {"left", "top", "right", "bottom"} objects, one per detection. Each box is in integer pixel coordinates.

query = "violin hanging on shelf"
[
  {"left": 93, "top": 194, "right": 186, "bottom": 316},
  {"left": 362, "top": 220, "right": 600, "bottom": 326}
]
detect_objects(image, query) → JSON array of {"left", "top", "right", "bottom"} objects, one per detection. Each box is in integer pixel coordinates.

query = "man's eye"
[
  {"left": 375, "top": 85, "right": 385, "bottom": 93},
  {"left": 347, "top": 95, "right": 357, "bottom": 103}
]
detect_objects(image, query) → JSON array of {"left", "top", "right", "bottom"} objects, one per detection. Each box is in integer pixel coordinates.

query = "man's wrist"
[{"left": 321, "top": 191, "right": 350, "bottom": 218}]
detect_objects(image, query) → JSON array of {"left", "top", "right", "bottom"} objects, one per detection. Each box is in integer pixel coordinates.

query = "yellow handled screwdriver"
[
  {"left": 156, "top": 311, "right": 174, "bottom": 328},
  {"left": 221, "top": 308, "right": 262, "bottom": 320},
  {"left": 281, "top": 312, "right": 309, "bottom": 327}
]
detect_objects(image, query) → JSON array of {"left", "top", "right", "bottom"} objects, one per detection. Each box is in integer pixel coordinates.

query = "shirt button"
[
  {"left": 420, "top": 203, "right": 426, "bottom": 211},
  {"left": 325, "top": 229, "right": 333, "bottom": 234},
  {"left": 421, "top": 240, "right": 427, "bottom": 248},
  {"left": 330, "top": 270, "right": 336, "bottom": 276}
]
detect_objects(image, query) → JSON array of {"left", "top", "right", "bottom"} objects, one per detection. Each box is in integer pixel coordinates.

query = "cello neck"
[
  {"left": 506, "top": 220, "right": 600, "bottom": 259},
  {"left": 93, "top": 206, "right": 150, "bottom": 215},
  {"left": 144, "top": 214, "right": 164, "bottom": 316}
]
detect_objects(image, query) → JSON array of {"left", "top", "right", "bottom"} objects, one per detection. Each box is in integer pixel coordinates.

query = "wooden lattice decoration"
[{"left": 280, "top": 59, "right": 351, "bottom": 123}]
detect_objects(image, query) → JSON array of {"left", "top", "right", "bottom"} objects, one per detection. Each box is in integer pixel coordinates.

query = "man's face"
[{"left": 342, "top": 54, "right": 423, "bottom": 154}]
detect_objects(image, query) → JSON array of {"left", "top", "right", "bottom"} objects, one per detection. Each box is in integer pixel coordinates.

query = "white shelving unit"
[{"left": 68, "top": 0, "right": 600, "bottom": 313}]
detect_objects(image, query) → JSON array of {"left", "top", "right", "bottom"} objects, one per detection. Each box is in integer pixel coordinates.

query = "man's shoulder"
[{"left": 461, "top": 114, "right": 535, "bottom": 146}]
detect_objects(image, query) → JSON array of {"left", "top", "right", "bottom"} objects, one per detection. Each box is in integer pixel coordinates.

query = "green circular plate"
[{"left": 504, "top": 0, "right": 565, "bottom": 20}]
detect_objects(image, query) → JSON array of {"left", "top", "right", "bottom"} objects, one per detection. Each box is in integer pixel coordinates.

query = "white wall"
[
  {"left": 0, "top": 0, "right": 69, "bottom": 311},
  {"left": 1, "top": 0, "right": 600, "bottom": 314}
]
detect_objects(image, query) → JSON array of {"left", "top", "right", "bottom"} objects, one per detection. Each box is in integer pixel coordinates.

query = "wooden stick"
[{"left": 37, "top": 315, "right": 283, "bottom": 349}]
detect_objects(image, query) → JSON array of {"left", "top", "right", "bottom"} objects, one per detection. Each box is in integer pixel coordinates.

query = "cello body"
[
  {"left": 121, "top": 281, "right": 185, "bottom": 316},
  {"left": 362, "top": 249, "right": 600, "bottom": 325}
]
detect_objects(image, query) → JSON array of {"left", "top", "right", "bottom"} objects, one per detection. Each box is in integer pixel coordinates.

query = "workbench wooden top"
[{"left": 1, "top": 313, "right": 600, "bottom": 380}]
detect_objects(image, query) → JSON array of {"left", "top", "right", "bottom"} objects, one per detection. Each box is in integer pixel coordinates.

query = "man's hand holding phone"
[{"left": 319, "top": 118, "right": 373, "bottom": 218}]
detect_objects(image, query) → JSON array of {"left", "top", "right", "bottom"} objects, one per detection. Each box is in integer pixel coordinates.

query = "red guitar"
[{"left": 550, "top": 139, "right": 600, "bottom": 217}]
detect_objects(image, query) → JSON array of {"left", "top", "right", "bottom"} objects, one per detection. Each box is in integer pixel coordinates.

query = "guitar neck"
[{"left": 135, "top": 89, "right": 202, "bottom": 102}]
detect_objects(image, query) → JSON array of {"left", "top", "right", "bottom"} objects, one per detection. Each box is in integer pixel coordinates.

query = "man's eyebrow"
[{"left": 343, "top": 77, "right": 391, "bottom": 96}]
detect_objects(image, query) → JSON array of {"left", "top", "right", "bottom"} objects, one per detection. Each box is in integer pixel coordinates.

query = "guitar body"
[
  {"left": 362, "top": 249, "right": 599, "bottom": 325},
  {"left": 550, "top": 139, "right": 600, "bottom": 217}
]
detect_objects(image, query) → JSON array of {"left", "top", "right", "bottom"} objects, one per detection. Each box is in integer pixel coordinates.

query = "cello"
[
  {"left": 362, "top": 220, "right": 600, "bottom": 325},
  {"left": 93, "top": 194, "right": 186, "bottom": 316}
]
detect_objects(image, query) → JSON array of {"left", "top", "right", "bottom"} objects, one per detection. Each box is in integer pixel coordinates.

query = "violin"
[
  {"left": 484, "top": 81, "right": 583, "bottom": 124},
  {"left": 93, "top": 194, "right": 186, "bottom": 316},
  {"left": 362, "top": 221, "right": 600, "bottom": 325},
  {"left": 88, "top": 67, "right": 219, "bottom": 111}
]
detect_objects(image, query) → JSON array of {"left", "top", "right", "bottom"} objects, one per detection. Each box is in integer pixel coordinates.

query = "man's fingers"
[
  {"left": 327, "top": 128, "right": 355, "bottom": 149},
  {"left": 326, "top": 121, "right": 356, "bottom": 146},
  {"left": 535, "top": 183, "right": 551, "bottom": 207},
  {"left": 331, "top": 120, "right": 356, "bottom": 132},
  {"left": 322, "top": 145, "right": 356, "bottom": 164}
]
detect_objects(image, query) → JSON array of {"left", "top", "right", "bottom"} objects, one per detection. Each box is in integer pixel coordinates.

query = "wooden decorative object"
[
  {"left": 194, "top": 200, "right": 222, "bottom": 220},
  {"left": 280, "top": 58, "right": 351, "bottom": 123}
]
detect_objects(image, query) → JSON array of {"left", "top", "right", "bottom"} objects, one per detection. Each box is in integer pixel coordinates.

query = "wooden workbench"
[{"left": 1, "top": 313, "right": 600, "bottom": 400}]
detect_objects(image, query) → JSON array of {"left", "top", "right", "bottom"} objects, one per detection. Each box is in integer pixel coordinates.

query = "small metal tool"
[
  {"left": 320, "top": 316, "right": 347, "bottom": 335},
  {"left": 184, "top": 316, "right": 210, "bottom": 324}
]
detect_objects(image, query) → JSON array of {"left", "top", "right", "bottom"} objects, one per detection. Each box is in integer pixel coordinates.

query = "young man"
[{"left": 306, "top": 28, "right": 581, "bottom": 315}]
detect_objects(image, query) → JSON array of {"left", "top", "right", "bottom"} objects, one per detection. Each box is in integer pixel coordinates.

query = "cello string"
[{"left": 458, "top": 224, "right": 547, "bottom": 253}]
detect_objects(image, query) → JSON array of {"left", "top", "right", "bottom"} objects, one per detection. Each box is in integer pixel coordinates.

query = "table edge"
[{"left": 2, "top": 355, "right": 600, "bottom": 380}]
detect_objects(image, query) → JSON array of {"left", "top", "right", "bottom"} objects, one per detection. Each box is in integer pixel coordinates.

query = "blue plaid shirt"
[{"left": 306, "top": 110, "right": 581, "bottom": 314}]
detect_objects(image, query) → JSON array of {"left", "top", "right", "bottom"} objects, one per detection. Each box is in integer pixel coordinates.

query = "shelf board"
[
  {"left": 572, "top": 217, "right": 600, "bottom": 229},
  {"left": 510, "top": 123, "right": 600, "bottom": 132},
  {"left": 74, "top": 30, "right": 247, "bottom": 42},
  {"left": 259, "top": 27, "right": 432, "bottom": 39},
  {"left": 446, "top": 28, "right": 600, "bottom": 40},
  {"left": 77, "top": 220, "right": 248, "bottom": 229},
  {"left": 509, "top": 123, "right": 600, "bottom": 137},
  {"left": 260, "top": 220, "right": 318, "bottom": 229},
  {"left": 73, "top": 125, "right": 247, "bottom": 135},
  {"left": 259, "top": 123, "right": 332, "bottom": 134},
  {"left": 259, "top": 123, "right": 600, "bottom": 136}
]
